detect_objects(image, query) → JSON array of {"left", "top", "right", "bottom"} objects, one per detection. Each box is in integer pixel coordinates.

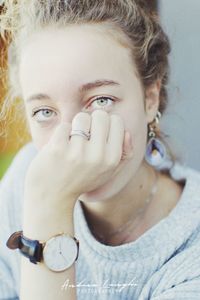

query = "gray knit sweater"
[{"left": 0, "top": 143, "right": 200, "bottom": 300}]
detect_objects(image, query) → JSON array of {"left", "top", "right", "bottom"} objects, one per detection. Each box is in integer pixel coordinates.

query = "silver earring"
[{"left": 145, "top": 111, "right": 167, "bottom": 168}]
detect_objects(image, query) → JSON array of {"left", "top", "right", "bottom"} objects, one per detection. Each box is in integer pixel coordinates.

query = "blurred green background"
[
  {"left": 0, "top": 36, "right": 30, "bottom": 180},
  {"left": 0, "top": 153, "right": 15, "bottom": 179}
]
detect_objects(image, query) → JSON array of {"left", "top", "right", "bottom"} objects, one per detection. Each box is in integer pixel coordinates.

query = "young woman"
[{"left": 0, "top": 1, "right": 200, "bottom": 299}]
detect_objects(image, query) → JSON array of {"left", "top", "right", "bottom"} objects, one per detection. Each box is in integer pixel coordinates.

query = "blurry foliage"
[{"left": 0, "top": 32, "right": 30, "bottom": 178}]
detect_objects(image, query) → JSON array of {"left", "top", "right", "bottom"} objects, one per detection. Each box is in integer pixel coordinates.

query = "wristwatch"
[{"left": 6, "top": 231, "right": 79, "bottom": 272}]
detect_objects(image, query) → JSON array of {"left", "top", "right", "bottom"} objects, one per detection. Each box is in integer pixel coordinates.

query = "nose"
[{"left": 59, "top": 103, "right": 88, "bottom": 124}]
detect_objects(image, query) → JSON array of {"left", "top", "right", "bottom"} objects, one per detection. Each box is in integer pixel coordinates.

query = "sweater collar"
[{"left": 74, "top": 163, "right": 200, "bottom": 261}]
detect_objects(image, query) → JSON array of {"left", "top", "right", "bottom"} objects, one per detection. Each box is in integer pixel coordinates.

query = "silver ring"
[{"left": 69, "top": 129, "right": 91, "bottom": 140}]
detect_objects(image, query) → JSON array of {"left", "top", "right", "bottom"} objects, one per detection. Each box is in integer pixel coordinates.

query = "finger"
[
  {"left": 106, "top": 114, "right": 124, "bottom": 164},
  {"left": 48, "top": 122, "right": 72, "bottom": 150},
  {"left": 109, "top": 130, "right": 134, "bottom": 178},
  {"left": 121, "top": 130, "right": 134, "bottom": 161},
  {"left": 89, "top": 110, "right": 110, "bottom": 152},
  {"left": 69, "top": 112, "right": 91, "bottom": 152}
]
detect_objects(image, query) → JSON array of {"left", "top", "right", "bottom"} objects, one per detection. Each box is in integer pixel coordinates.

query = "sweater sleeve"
[
  {"left": 0, "top": 143, "right": 37, "bottom": 299},
  {"left": 148, "top": 240, "right": 200, "bottom": 300},
  {"left": 151, "top": 278, "right": 200, "bottom": 299}
]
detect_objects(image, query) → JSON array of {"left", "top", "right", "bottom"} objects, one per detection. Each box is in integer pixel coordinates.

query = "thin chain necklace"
[{"left": 91, "top": 171, "right": 159, "bottom": 245}]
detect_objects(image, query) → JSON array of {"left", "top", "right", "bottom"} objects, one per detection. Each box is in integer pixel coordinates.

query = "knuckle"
[
  {"left": 92, "top": 109, "right": 109, "bottom": 119},
  {"left": 77, "top": 111, "right": 90, "bottom": 120},
  {"left": 72, "top": 112, "right": 91, "bottom": 124},
  {"left": 74, "top": 112, "right": 86, "bottom": 118},
  {"left": 85, "top": 152, "right": 103, "bottom": 167}
]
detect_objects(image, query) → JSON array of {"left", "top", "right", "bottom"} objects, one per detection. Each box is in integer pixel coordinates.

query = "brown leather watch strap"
[
  {"left": 6, "top": 231, "right": 44, "bottom": 264},
  {"left": 6, "top": 231, "right": 22, "bottom": 249}
]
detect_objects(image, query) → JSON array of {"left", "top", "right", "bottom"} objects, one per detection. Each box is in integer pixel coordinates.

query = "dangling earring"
[{"left": 145, "top": 111, "right": 167, "bottom": 168}]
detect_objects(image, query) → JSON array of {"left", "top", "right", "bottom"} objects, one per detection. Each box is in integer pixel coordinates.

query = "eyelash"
[
  {"left": 86, "top": 96, "right": 115, "bottom": 110},
  {"left": 31, "top": 108, "right": 55, "bottom": 118},
  {"left": 31, "top": 96, "right": 116, "bottom": 120}
]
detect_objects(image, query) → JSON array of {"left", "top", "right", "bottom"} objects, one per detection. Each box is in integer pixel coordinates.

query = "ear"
[{"left": 145, "top": 80, "right": 161, "bottom": 123}]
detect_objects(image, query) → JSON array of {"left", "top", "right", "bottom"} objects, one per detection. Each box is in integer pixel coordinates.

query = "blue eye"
[
  {"left": 87, "top": 96, "right": 115, "bottom": 110},
  {"left": 32, "top": 108, "right": 56, "bottom": 122}
]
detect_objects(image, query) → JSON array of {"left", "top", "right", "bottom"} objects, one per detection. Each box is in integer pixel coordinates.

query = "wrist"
[
  {"left": 24, "top": 187, "right": 78, "bottom": 212},
  {"left": 23, "top": 200, "right": 75, "bottom": 240}
]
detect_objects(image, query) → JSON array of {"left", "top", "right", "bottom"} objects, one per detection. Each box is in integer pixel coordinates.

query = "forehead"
[{"left": 19, "top": 24, "right": 138, "bottom": 97}]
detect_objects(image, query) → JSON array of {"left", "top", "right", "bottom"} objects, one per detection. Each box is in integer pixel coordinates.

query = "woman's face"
[{"left": 19, "top": 24, "right": 159, "bottom": 201}]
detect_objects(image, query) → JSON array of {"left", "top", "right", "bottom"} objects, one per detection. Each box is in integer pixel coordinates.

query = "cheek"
[
  {"left": 132, "top": 117, "right": 147, "bottom": 148},
  {"left": 33, "top": 130, "right": 51, "bottom": 150},
  {"left": 122, "top": 107, "right": 147, "bottom": 146},
  {"left": 120, "top": 105, "right": 148, "bottom": 166},
  {"left": 130, "top": 122, "right": 147, "bottom": 168},
  {"left": 24, "top": 107, "right": 57, "bottom": 150},
  {"left": 28, "top": 122, "right": 53, "bottom": 151}
]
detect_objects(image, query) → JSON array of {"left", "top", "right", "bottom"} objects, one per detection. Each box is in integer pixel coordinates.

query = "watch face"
[{"left": 43, "top": 234, "right": 78, "bottom": 272}]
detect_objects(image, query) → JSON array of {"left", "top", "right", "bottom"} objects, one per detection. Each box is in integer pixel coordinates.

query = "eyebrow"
[{"left": 26, "top": 79, "right": 120, "bottom": 103}]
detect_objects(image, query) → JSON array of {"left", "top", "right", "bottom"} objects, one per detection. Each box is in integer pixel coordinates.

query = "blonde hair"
[{"left": 0, "top": 0, "right": 170, "bottom": 134}]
